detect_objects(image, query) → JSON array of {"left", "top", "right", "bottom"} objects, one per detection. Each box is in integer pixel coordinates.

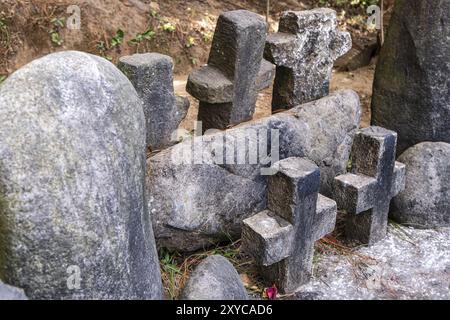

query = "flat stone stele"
[{"left": 118, "top": 52, "right": 190, "bottom": 150}]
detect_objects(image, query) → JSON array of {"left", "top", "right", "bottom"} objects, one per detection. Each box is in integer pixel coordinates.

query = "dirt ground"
[{"left": 1, "top": 0, "right": 384, "bottom": 74}]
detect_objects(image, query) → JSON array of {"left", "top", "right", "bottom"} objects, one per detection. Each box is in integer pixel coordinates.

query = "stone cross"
[
  {"left": 242, "top": 157, "right": 337, "bottom": 293},
  {"left": 118, "top": 53, "right": 190, "bottom": 150},
  {"left": 264, "top": 8, "right": 352, "bottom": 110},
  {"left": 333, "top": 126, "right": 406, "bottom": 245},
  {"left": 186, "top": 10, "right": 269, "bottom": 133}
]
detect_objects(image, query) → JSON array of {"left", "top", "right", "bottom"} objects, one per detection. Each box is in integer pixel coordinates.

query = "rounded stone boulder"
[
  {"left": 0, "top": 51, "right": 162, "bottom": 299},
  {"left": 391, "top": 142, "right": 450, "bottom": 228},
  {"left": 180, "top": 255, "right": 248, "bottom": 300}
]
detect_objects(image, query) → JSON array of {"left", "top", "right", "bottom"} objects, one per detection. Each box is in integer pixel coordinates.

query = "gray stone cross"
[
  {"left": 333, "top": 126, "right": 406, "bottom": 245},
  {"left": 186, "top": 10, "right": 272, "bottom": 133},
  {"left": 242, "top": 157, "right": 337, "bottom": 293},
  {"left": 265, "top": 8, "right": 351, "bottom": 110}
]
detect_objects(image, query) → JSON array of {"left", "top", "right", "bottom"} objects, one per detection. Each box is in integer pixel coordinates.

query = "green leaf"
[{"left": 111, "top": 29, "right": 125, "bottom": 47}]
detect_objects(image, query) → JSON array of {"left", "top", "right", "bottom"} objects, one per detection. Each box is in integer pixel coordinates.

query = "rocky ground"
[{"left": 296, "top": 225, "right": 450, "bottom": 300}]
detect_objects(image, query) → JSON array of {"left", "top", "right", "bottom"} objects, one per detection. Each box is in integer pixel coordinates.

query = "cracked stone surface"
[{"left": 295, "top": 225, "right": 450, "bottom": 300}]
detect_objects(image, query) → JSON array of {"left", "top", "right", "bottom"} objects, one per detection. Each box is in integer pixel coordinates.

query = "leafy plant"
[
  {"left": 0, "top": 75, "right": 6, "bottom": 84},
  {"left": 49, "top": 30, "right": 63, "bottom": 46},
  {"left": 129, "top": 28, "right": 156, "bottom": 45},
  {"left": 110, "top": 29, "right": 125, "bottom": 48},
  {"left": 51, "top": 17, "right": 65, "bottom": 28},
  {"left": 162, "top": 22, "right": 176, "bottom": 32},
  {"left": 185, "top": 36, "right": 195, "bottom": 48},
  {"left": 201, "top": 31, "right": 213, "bottom": 43},
  {"left": 0, "top": 18, "right": 6, "bottom": 31},
  {"left": 48, "top": 17, "right": 65, "bottom": 46}
]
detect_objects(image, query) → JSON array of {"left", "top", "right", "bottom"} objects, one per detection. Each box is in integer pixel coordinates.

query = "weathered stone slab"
[
  {"left": 265, "top": 8, "right": 351, "bottom": 110},
  {"left": 180, "top": 255, "right": 248, "bottom": 300},
  {"left": 243, "top": 158, "right": 337, "bottom": 293},
  {"left": 148, "top": 90, "right": 361, "bottom": 251},
  {"left": 392, "top": 142, "right": 450, "bottom": 228},
  {"left": 333, "top": 126, "right": 406, "bottom": 245},
  {"left": 371, "top": 0, "right": 450, "bottom": 154},
  {"left": 118, "top": 52, "right": 189, "bottom": 150},
  {"left": 0, "top": 51, "right": 162, "bottom": 299},
  {"left": 187, "top": 10, "right": 267, "bottom": 132}
]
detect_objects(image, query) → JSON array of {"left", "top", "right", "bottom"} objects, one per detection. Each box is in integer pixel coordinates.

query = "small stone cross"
[
  {"left": 265, "top": 8, "right": 351, "bottom": 110},
  {"left": 186, "top": 10, "right": 270, "bottom": 133},
  {"left": 333, "top": 126, "right": 406, "bottom": 245},
  {"left": 242, "top": 157, "right": 337, "bottom": 293}
]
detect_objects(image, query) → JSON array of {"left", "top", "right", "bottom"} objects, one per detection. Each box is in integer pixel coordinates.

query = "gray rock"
[
  {"left": 118, "top": 52, "right": 189, "bottom": 150},
  {"left": 371, "top": 0, "right": 450, "bottom": 154},
  {"left": 0, "top": 281, "right": 28, "bottom": 300},
  {"left": 333, "top": 127, "right": 406, "bottom": 245},
  {"left": 392, "top": 142, "right": 450, "bottom": 228},
  {"left": 0, "top": 51, "right": 162, "bottom": 299},
  {"left": 265, "top": 8, "right": 351, "bottom": 110},
  {"left": 187, "top": 10, "right": 267, "bottom": 132},
  {"left": 147, "top": 89, "right": 361, "bottom": 251},
  {"left": 180, "top": 255, "right": 248, "bottom": 300}
]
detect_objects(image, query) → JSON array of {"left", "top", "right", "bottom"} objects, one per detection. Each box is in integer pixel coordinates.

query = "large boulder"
[
  {"left": 180, "top": 255, "right": 248, "bottom": 300},
  {"left": 391, "top": 142, "right": 450, "bottom": 228},
  {"left": 147, "top": 90, "right": 361, "bottom": 251},
  {"left": 371, "top": 0, "right": 450, "bottom": 154},
  {"left": 0, "top": 51, "right": 162, "bottom": 299}
]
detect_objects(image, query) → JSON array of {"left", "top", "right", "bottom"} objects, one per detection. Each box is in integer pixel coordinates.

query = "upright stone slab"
[
  {"left": 333, "top": 126, "right": 406, "bottom": 245},
  {"left": 371, "top": 0, "right": 450, "bottom": 154},
  {"left": 118, "top": 53, "right": 190, "bottom": 150},
  {"left": 0, "top": 51, "right": 162, "bottom": 299},
  {"left": 186, "top": 10, "right": 267, "bottom": 132},
  {"left": 242, "top": 158, "right": 337, "bottom": 293},
  {"left": 265, "top": 8, "right": 351, "bottom": 110}
]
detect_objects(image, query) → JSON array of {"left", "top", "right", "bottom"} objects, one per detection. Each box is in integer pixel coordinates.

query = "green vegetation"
[
  {"left": 110, "top": 29, "right": 125, "bottom": 48},
  {"left": 129, "top": 28, "right": 156, "bottom": 46},
  {"left": 49, "top": 17, "right": 65, "bottom": 46}
]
